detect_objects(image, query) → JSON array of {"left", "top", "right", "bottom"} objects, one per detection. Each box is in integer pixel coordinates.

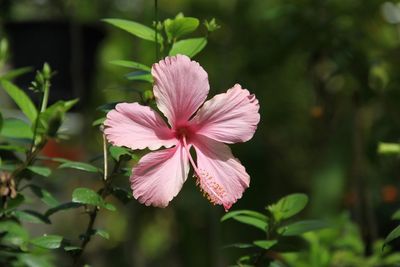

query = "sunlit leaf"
[
  {"left": 125, "top": 71, "right": 153, "bottom": 83},
  {"left": 103, "top": 18, "right": 163, "bottom": 43},
  {"left": 221, "top": 210, "right": 268, "bottom": 222},
  {"left": 72, "top": 188, "right": 103, "bottom": 206},
  {"left": 278, "top": 220, "right": 329, "bottom": 236},
  {"left": 30, "top": 235, "right": 63, "bottom": 249},
  {"left": 232, "top": 215, "right": 268, "bottom": 232},
  {"left": 94, "top": 229, "right": 109, "bottom": 240},
  {"left": 164, "top": 16, "right": 199, "bottom": 41},
  {"left": 0, "top": 118, "right": 34, "bottom": 139},
  {"left": 109, "top": 60, "right": 151, "bottom": 71},
  {"left": 267, "top": 193, "right": 308, "bottom": 221},
  {"left": 253, "top": 240, "right": 277, "bottom": 250},
  {"left": 27, "top": 166, "right": 52, "bottom": 177},
  {"left": 92, "top": 117, "right": 106, "bottom": 127},
  {"left": 378, "top": 142, "right": 400, "bottom": 155},
  {"left": 0, "top": 80, "right": 37, "bottom": 122},
  {"left": 109, "top": 146, "right": 132, "bottom": 161},
  {"left": 169, "top": 38, "right": 207, "bottom": 58}
]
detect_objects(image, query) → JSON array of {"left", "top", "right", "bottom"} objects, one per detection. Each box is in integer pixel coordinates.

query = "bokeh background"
[{"left": 1, "top": 0, "right": 400, "bottom": 266}]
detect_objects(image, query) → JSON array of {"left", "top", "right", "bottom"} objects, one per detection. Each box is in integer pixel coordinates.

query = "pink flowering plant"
[
  {"left": 0, "top": 7, "right": 336, "bottom": 267},
  {"left": 104, "top": 55, "right": 260, "bottom": 211}
]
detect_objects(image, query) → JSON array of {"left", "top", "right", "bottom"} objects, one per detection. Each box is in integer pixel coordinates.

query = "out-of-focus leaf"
[
  {"left": 111, "top": 187, "right": 133, "bottom": 204},
  {"left": 378, "top": 142, "right": 400, "bottom": 155},
  {"left": 221, "top": 210, "right": 268, "bottom": 222},
  {"left": 30, "top": 235, "right": 63, "bottom": 249},
  {"left": 14, "top": 210, "right": 50, "bottom": 224},
  {"left": 109, "top": 60, "right": 151, "bottom": 71},
  {"left": 169, "top": 38, "right": 207, "bottom": 58},
  {"left": 385, "top": 224, "right": 400, "bottom": 244},
  {"left": 164, "top": 16, "right": 199, "bottom": 41},
  {"left": 223, "top": 243, "right": 254, "bottom": 249},
  {"left": 0, "top": 220, "right": 29, "bottom": 247},
  {"left": 18, "top": 253, "right": 56, "bottom": 267},
  {"left": 0, "top": 144, "right": 26, "bottom": 152},
  {"left": 0, "top": 194, "right": 25, "bottom": 214},
  {"left": 58, "top": 161, "right": 100, "bottom": 173},
  {"left": 64, "top": 246, "right": 81, "bottom": 252},
  {"left": 267, "top": 193, "right": 308, "bottom": 221},
  {"left": 27, "top": 166, "right": 52, "bottom": 177},
  {"left": 125, "top": 71, "right": 153, "bottom": 83},
  {"left": 253, "top": 240, "right": 278, "bottom": 250},
  {"left": 0, "top": 80, "right": 37, "bottom": 122},
  {"left": 278, "top": 220, "right": 329, "bottom": 236},
  {"left": 94, "top": 229, "right": 109, "bottom": 240},
  {"left": 273, "top": 236, "right": 309, "bottom": 252},
  {"left": 28, "top": 185, "right": 59, "bottom": 207},
  {"left": 36, "top": 99, "right": 78, "bottom": 137},
  {"left": 96, "top": 102, "right": 120, "bottom": 112},
  {"left": 92, "top": 117, "right": 106, "bottom": 127},
  {"left": 0, "top": 112, "right": 3, "bottom": 131},
  {"left": 45, "top": 202, "right": 83, "bottom": 217},
  {"left": 392, "top": 209, "right": 400, "bottom": 220},
  {"left": 0, "top": 118, "right": 34, "bottom": 139},
  {"left": 204, "top": 18, "right": 221, "bottom": 32},
  {"left": 0, "top": 67, "right": 32, "bottom": 81},
  {"left": 102, "top": 19, "right": 163, "bottom": 43}
]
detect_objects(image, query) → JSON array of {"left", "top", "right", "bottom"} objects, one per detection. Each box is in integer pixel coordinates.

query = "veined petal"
[
  {"left": 104, "top": 102, "right": 177, "bottom": 150},
  {"left": 193, "top": 135, "right": 250, "bottom": 211},
  {"left": 131, "top": 144, "right": 189, "bottom": 207},
  {"left": 191, "top": 84, "right": 260, "bottom": 144},
  {"left": 152, "top": 55, "right": 210, "bottom": 127}
]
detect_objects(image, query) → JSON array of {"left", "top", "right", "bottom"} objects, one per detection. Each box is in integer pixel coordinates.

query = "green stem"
[{"left": 40, "top": 81, "right": 50, "bottom": 112}]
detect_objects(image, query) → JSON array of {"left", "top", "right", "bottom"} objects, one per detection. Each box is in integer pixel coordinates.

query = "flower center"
[{"left": 174, "top": 124, "right": 195, "bottom": 141}]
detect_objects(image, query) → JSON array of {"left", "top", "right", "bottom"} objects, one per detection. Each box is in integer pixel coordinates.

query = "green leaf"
[
  {"left": 223, "top": 243, "right": 254, "bottom": 249},
  {"left": 29, "top": 185, "right": 60, "bottom": 207},
  {"left": 169, "top": 38, "right": 207, "bottom": 58},
  {"left": 109, "top": 60, "right": 151, "bottom": 71},
  {"left": 72, "top": 187, "right": 103, "bottom": 206},
  {"left": 385, "top": 224, "right": 400, "bottom": 244},
  {"left": 109, "top": 146, "right": 132, "bottom": 161},
  {"left": 0, "top": 67, "right": 32, "bottom": 81},
  {"left": 64, "top": 246, "right": 82, "bottom": 252},
  {"left": 253, "top": 240, "right": 278, "bottom": 250},
  {"left": 92, "top": 117, "right": 106, "bottom": 127},
  {"left": 267, "top": 193, "right": 308, "bottom": 221},
  {"left": 164, "top": 16, "right": 199, "bottom": 41},
  {"left": 94, "top": 229, "right": 109, "bottom": 240},
  {"left": 232, "top": 215, "right": 268, "bottom": 232},
  {"left": 27, "top": 166, "right": 52, "bottom": 177},
  {"left": 378, "top": 142, "right": 400, "bottom": 155},
  {"left": 0, "top": 80, "right": 37, "bottom": 122},
  {"left": 0, "top": 144, "right": 26, "bottom": 152},
  {"left": 30, "top": 235, "right": 63, "bottom": 249},
  {"left": 111, "top": 187, "right": 133, "bottom": 204},
  {"left": 45, "top": 202, "right": 83, "bottom": 217},
  {"left": 0, "top": 220, "right": 29, "bottom": 247},
  {"left": 0, "top": 112, "right": 3, "bottom": 132},
  {"left": 278, "top": 220, "right": 329, "bottom": 236},
  {"left": 125, "top": 71, "right": 153, "bottom": 83},
  {"left": 392, "top": 209, "right": 400, "bottom": 220},
  {"left": 58, "top": 161, "right": 100, "bottom": 173},
  {"left": 0, "top": 118, "right": 34, "bottom": 139},
  {"left": 103, "top": 18, "right": 163, "bottom": 43},
  {"left": 14, "top": 210, "right": 50, "bottom": 224},
  {"left": 221, "top": 210, "right": 268, "bottom": 222},
  {"left": 0, "top": 194, "right": 25, "bottom": 214}
]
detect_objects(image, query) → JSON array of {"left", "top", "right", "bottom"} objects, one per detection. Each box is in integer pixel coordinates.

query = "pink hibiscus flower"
[{"left": 104, "top": 55, "right": 260, "bottom": 211}]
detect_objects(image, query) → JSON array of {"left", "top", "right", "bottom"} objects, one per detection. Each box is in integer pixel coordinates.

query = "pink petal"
[
  {"left": 131, "top": 144, "right": 189, "bottom": 207},
  {"left": 152, "top": 55, "right": 210, "bottom": 127},
  {"left": 193, "top": 135, "right": 250, "bottom": 211},
  {"left": 104, "top": 102, "right": 177, "bottom": 150},
  {"left": 191, "top": 84, "right": 260, "bottom": 144}
]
